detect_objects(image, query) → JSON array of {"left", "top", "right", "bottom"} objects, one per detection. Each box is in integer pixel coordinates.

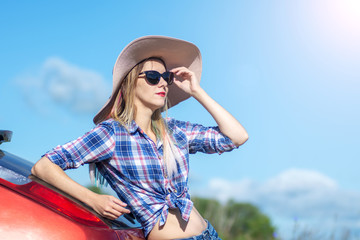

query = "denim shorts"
[{"left": 176, "top": 220, "right": 222, "bottom": 240}]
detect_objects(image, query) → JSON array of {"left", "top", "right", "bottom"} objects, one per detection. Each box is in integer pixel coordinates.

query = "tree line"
[{"left": 192, "top": 197, "right": 276, "bottom": 240}]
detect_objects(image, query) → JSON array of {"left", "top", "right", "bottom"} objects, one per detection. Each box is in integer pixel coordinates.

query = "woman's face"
[{"left": 133, "top": 59, "right": 168, "bottom": 113}]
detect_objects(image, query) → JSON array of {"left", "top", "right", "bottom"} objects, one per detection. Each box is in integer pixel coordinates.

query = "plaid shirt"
[{"left": 45, "top": 118, "right": 237, "bottom": 236}]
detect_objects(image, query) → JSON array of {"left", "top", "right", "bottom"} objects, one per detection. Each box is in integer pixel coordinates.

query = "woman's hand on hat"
[
  {"left": 171, "top": 67, "right": 201, "bottom": 96},
  {"left": 89, "top": 193, "right": 131, "bottom": 220}
]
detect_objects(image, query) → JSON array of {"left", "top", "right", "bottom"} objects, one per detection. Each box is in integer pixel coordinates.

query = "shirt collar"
[
  {"left": 128, "top": 120, "right": 140, "bottom": 134},
  {"left": 128, "top": 120, "right": 164, "bottom": 148}
]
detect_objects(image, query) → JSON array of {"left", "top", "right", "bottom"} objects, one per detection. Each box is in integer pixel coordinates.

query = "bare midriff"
[{"left": 147, "top": 207, "right": 207, "bottom": 240}]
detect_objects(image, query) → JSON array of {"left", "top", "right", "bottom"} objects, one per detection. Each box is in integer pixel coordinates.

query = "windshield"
[
  {"left": 0, "top": 150, "right": 32, "bottom": 185},
  {"left": 0, "top": 165, "right": 31, "bottom": 185}
]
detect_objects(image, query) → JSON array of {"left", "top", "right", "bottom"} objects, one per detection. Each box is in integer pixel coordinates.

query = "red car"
[{"left": 0, "top": 130, "right": 145, "bottom": 240}]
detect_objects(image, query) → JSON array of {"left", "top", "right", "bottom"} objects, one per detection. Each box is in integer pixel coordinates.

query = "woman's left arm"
[{"left": 172, "top": 67, "right": 249, "bottom": 147}]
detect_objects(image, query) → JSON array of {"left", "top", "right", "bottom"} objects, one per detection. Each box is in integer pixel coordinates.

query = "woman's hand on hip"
[{"left": 89, "top": 194, "right": 130, "bottom": 220}]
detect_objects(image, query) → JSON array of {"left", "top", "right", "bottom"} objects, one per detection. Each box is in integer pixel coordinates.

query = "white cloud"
[
  {"left": 16, "top": 57, "right": 111, "bottom": 114},
  {"left": 197, "top": 168, "right": 360, "bottom": 234}
]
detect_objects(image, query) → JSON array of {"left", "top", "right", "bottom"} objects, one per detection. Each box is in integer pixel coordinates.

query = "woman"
[{"left": 32, "top": 36, "right": 248, "bottom": 240}]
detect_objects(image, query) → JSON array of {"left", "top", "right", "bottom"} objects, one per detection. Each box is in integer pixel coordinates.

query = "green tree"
[
  {"left": 86, "top": 185, "right": 106, "bottom": 194},
  {"left": 192, "top": 197, "right": 276, "bottom": 240}
]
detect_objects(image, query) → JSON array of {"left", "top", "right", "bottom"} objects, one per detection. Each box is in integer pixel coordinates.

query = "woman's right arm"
[{"left": 31, "top": 156, "right": 130, "bottom": 220}]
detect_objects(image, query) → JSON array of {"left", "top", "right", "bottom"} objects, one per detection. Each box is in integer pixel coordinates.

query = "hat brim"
[{"left": 93, "top": 36, "right": 202, "bottom": 124}]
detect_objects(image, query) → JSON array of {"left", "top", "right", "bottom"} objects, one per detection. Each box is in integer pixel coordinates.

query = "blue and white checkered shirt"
[{"left": 45, "top": 118, "right": 237, "bottom": 236}]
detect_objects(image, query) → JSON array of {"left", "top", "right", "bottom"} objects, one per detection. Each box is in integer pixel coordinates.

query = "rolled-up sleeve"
[
  {"left": 168, "top": 118, "right": 238, "bottom": 154},
  {"left": 44, "top": 121, "right": 115, "bottom": 170}
]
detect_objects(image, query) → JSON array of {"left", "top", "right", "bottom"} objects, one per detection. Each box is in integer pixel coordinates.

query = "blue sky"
[{"left": 1, "top": 0, "right": 359, "bottom": 238}]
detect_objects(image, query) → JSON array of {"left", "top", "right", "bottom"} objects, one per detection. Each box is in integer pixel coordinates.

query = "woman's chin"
[{"left": 148, "top": 102, "right": 166, "bottom": 112}]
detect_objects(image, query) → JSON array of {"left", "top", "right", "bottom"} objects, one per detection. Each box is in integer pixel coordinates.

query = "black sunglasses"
[{"left": 139, "top": 71, "right": 174, "bottom": 85}]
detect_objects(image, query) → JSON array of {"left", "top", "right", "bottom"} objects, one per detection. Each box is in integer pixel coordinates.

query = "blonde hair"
[{"left": 90, "top": 58, "right": 180, "bottom": 186}]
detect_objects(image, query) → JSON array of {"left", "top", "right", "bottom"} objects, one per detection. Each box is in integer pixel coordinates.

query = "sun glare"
[
  {"left": 320, "top": 0, "right": 360, "bottom": 47},
  {"left": 304, "top": 0, "right": 360, "bottom": 59}
]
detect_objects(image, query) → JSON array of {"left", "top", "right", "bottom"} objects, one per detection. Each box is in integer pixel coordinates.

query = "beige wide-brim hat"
[{"left": 93, "top": 35, "right": 202, "bottom": 124}]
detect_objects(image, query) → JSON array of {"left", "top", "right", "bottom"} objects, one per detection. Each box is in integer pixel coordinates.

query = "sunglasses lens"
[
  {"left": 145, "top": 71, "right": 161, "bottom": 85},
  {"left": 142, "top": 71, "right": 174, "bottom": 85},
  {"left": 162, "top": 72, "right": 174, "bottom": 85}
]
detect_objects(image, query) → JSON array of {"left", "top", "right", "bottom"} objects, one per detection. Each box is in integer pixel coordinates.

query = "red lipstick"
[{"left": 156, "top": 92, "right": 166, "bottom": 97}]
